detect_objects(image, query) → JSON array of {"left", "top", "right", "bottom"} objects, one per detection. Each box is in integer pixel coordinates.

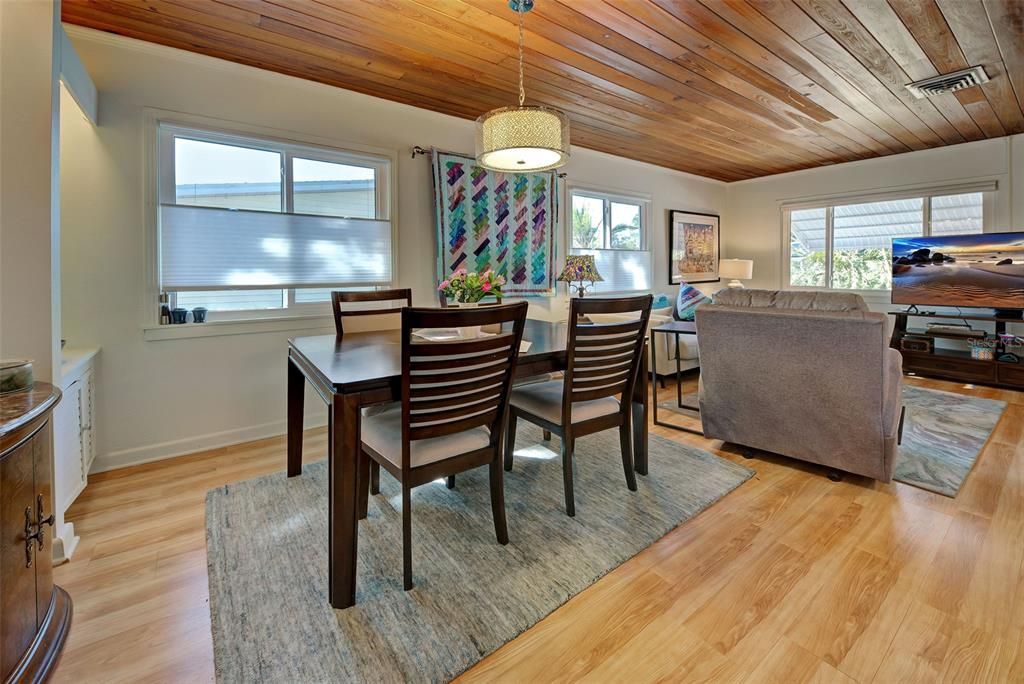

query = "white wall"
[
  {"left": 61, "top": 27, "right": 726, "bottom": 472},
  {"left": 1, "top": 1, "right": 61, "bottom": 382},
  {"left": 724, "top": 135, "right": 1023, "bottom": 292}
]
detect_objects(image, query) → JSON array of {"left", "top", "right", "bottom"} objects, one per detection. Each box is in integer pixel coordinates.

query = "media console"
[{"left": 889, "top": 311, "right": 1024, "bottom": 390}]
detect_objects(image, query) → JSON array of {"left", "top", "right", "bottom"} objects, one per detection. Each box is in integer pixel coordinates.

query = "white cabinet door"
[
  {"left": 79, "top": 369, "right": 96, "bottom": 473},
  {"left": 53, "top": 380, "right": 85, "bottom": 512}
]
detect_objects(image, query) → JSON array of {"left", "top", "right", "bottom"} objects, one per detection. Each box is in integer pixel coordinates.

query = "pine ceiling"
[{"left": 63, "top": 0, "right": 1024, "bottom": 181}]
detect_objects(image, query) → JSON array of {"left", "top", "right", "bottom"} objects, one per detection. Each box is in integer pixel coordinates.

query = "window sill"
[{"left": 142, "top": 314, "right": 335, "bottom": 341}]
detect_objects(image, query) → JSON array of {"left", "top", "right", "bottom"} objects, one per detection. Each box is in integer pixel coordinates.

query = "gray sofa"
[{"left": 695, "top": 289, "right": 903, "bottom": 481}]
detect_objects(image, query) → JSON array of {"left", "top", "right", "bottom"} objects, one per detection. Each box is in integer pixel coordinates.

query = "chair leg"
[
  {"left": 659, "top": 376, "right": 666, "bottom": 390},
  {"left": 402, "top": 484, "right": 413, "bottom": 590},
  {"left": 357, "top": 450, "right": 370, "bottom": 520},
  {"left": 489, "top": 458, "right": 509, "bottom": 545},
  {"left": 504, "top": 413, "right": 518, "bottom": 472},
  {"left": 370, "top": 460, "right": 380, "bottom": 495},
  {"left": 561, "top": 437, "right": 576, "bottom": 517},
  {"left": 619, "top": 421, "right": 638, "bottom": 492},
  {"left": 542, "top": 429, "right": 551, "bottom": 441},
  {"left": 446, "top": 475, "right": 456, "bottom": 489}
]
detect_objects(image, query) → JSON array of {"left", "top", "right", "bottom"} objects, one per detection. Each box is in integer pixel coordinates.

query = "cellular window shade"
[
  {"left": 160, "top": 204, "right": 392, "bottom": 290},
  {"left": 571, "top": 248, "right": 651, "bottom": 294}
]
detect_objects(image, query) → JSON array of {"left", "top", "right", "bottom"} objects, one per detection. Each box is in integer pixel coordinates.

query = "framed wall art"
[
  {"left": 431, "top": 149, "right": 558, "bottom": 296},
  {"left": 669, "top": 210, "right": 720, "bottom": 284}
]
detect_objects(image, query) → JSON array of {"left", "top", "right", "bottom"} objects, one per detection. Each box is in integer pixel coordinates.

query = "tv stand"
[{"left": 890, "top": 311, "right": 1024, "bottom": 390}]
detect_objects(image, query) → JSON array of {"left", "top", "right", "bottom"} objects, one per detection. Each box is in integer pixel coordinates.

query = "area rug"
[
  {"left": 206, "top": 423, "right": 753, "bottom": 683},
  {"left": 895, "top": 385, "right": 1006, "bottom": 496},
  {"left": 659, "top": 385, "right": 1006, "bottom": 497}
]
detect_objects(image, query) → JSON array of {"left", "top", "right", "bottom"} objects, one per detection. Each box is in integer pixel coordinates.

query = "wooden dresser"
[{"left": 1, "top": 383, "right": 72, "bottom": 682}]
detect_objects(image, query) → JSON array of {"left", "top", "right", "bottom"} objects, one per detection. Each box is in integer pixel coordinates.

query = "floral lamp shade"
[
  {"left": 557, "top": 255, "right": 604, "bottom": 283},
  {"left": 557, "top": 255, "right": 603, "bottom": 297}
]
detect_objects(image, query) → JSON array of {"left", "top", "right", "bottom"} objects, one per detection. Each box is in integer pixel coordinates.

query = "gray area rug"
[
  {"left": 895, "top": 385, "right": 1006, "bottom": 496},
  {"left": 206, "top": 423, "right": 753, "bottom": 683},
  {"left": 659, "top": 385, "right": 1006, "bottom": 497}
]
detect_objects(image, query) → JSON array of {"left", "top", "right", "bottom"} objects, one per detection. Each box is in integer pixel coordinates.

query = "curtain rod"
[{"left": 410, "top": 145, "right": 567, "bottom": 177}]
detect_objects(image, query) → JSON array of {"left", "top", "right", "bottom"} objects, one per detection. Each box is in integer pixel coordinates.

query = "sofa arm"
[{"left": 882, "top": 348, "right": 903, "bottom": 438}]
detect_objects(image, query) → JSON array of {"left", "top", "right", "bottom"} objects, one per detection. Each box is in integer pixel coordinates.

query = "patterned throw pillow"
[{"left": 674, "top": 283, "right": 710, "bottom": 321}]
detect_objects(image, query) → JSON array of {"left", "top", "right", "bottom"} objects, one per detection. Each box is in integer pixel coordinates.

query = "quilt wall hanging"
[{"left": 431, "top": 149, "right": 557, "bottom": 296}]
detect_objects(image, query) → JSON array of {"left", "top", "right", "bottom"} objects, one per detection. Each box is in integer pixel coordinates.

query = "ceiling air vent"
[{"left": 906, "top": 66, "right": 990, "bottom": 99}]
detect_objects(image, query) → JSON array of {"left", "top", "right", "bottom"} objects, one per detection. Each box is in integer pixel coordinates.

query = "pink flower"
[
  {"left": 482, "top": 282, "right": 492, "bottom": 292},
  {"left": 438, "top": 280, "right": 449, "bottom": 290}
]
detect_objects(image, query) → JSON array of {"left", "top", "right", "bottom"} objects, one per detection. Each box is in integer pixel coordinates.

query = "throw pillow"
[
  {"left": 652, "top": 292, "right": 672, "bottom": 309},
  {"left": 674, "top": 282, "right": 710, "bottom": 321}
]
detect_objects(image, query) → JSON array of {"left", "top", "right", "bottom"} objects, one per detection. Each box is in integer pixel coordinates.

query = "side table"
[{"left": 651, "top": 320, "right": 703, "bottom": 435}]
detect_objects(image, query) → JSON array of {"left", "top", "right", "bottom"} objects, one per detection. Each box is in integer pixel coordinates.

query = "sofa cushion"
[
  {"left": 674, "top": 283, "right": 711, "bottom": 321},
  {"left": 712, "top": 288, "right": 868, "bottom": 312}
]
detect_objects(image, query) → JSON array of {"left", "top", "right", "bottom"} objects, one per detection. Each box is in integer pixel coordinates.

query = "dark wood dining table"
[{"left": 286, "top": 318, "right": 650, "bottom": 609}]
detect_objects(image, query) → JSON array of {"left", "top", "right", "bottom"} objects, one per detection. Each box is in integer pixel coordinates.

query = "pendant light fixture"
[{"left": 475, "top": 0, "right": 570, "bottom": 172}]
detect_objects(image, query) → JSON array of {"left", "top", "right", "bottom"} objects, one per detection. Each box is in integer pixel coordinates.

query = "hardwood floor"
[{"left": 52, "top": 376, "right": 1024, "bottom": 683}]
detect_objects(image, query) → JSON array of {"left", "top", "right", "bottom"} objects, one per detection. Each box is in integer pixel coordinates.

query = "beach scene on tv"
[{"left": 891, "top": 232, "right": 1024, "bottom": 308}]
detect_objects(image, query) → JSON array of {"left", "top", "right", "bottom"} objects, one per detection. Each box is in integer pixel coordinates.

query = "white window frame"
[
  {"left": 150, "top": 115, "right": 397, "bottom": 324},
  {"left": 568, "top": 186, "right": 649, "bottom": 251},
  {"left": 567, "top": 184, "right": 652, "bottom": 294},
  {"left": 781, "top": 183, "right": 995, "bottom": 299}
]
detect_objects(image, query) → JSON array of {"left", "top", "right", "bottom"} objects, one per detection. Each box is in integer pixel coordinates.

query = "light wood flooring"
[{"left": 51, "top": 375, "right": 1024, "bottom": 683}]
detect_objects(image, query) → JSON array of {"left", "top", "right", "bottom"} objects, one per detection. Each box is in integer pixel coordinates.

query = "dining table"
[{"left": 286, "top": 318, "right": 650, "bottom": 609}]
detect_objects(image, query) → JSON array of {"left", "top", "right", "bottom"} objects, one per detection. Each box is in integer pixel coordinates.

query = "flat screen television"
[{"left": 891, "top": 231, "right": 1024, "bottom": 310}]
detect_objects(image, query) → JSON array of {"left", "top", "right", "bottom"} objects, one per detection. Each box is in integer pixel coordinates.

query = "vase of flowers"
[{"left": 438, "top": 269, "right": 506, "bottom": 338}]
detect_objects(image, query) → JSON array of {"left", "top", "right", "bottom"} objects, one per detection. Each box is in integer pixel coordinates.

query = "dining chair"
[
  {"left": 358, "top": 302, "right": 528, "bottom": 590},
  {"left": 332, "top": 288, "right": 413, "bottom": 494},
  {"left": 504, "top": 294, "right": 653, "bottom": 517},
  {"left": 331, "top": 288, "right": 412, "bottom": 337},
  {"left": 440, "top": 288, "right": 557, "bottom": 452}
]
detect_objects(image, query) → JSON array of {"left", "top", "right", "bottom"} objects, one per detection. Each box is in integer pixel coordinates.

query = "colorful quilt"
[{"left": 431, "top": 150, "right": 557, "bottom": 296}]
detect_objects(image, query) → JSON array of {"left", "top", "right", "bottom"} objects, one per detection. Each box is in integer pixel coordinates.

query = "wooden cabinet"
[
  {"left": 889, "top": 312, "right": 1024, "bottom": 390},
  {"left": 1, "top": 384, "right": 72, "bottom": 682}
]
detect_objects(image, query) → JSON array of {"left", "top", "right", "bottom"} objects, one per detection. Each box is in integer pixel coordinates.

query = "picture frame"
[{"left": 669, "top": 210, "right": 720, "bottom": 284}]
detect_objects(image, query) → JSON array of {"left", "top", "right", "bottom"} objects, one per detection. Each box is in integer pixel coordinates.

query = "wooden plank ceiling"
[{"left": 62, "top": 0, "right": 1024, "bottom": 181}]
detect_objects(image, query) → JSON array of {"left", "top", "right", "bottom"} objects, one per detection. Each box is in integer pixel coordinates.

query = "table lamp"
[
  {"left": 557, "top": 255, "right": 604, "bottom": 298},
  {"left": 719, "top": 258, "right": 753, "bottom": 288}
]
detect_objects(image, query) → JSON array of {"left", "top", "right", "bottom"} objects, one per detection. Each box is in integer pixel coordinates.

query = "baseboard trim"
[
  {"left": 51, "top": 522, "right": 80, "bottom": 565},
  {"left": 90, "top": 416, "right": 328, "bottom": 474}
]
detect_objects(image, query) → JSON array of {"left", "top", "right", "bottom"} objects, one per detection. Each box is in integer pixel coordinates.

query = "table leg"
[
  {"left": 675, "top": 334, "right": 683, "bottom": 408},
  {"left": 329, "top": 392, "right": 361, "bottom": 609},
  {"left": 650, "top": 329, "right": 659, "bottom": 428},
  {"left": 633, "top": 343, "right": 649, "bottom": 476},
  {"left": 287, "top": 356, "right": 305, "bottom": 477}
]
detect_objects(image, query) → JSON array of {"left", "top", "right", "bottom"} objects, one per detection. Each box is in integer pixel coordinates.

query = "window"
[
  {"left": 158, "top": 123, "right": 392, "bottom": 319},
  {"left": 569, "top": 189, "right": 650, "bottom": 293},
  {"left": 787, "top": 191, "right": 986, "bottom": 292}
]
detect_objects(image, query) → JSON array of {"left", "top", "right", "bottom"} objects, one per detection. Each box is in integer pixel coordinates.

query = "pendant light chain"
[
  {"left": 474, "top": 0, "right": 569, "bottom": 172},
  {"left": 517, "top": 1, "right": 526, "bottom": 107}
]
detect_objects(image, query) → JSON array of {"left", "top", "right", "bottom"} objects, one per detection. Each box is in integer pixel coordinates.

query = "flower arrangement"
[{"left": 438, "top": 269, "right": 506, "bottom": 304}]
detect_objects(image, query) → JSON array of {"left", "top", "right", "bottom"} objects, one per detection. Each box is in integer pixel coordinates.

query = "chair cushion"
[
  {"left": 511, "top": 380, "right": 620, "bottom": 424},
  {"left": 361, "top": 401, "right": 396, "bottom": 418},
  {"left": 361, "top": 407, "right": 491, "bottom": 469}
]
